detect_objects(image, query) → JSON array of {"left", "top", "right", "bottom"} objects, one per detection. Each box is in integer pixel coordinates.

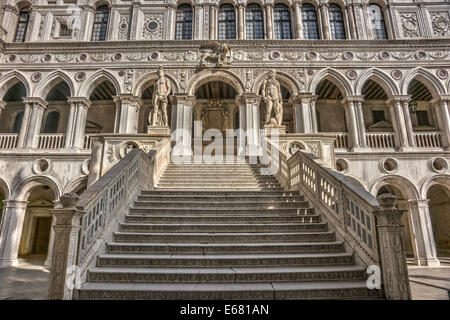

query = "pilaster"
[
  {"left": 66, "top": 97, "right": 91, "bottom": 149},
  {"left": 264, "top": 3, "right": 274, "bottom": 40},
  {"left": 113, "top": 95, "right": 143, "bottom": 134},
  {"left": 171, "top": 94, "right": 195, "bottom": 156},
  {"left": 20, "top": 97, "right": 48, "bottom": 149},
  {"left": 293, "top": 94, "right": 317, "bottom": 134},
  {"left": 341, "top": 97, "right": 361, "bottom": 150},
  {"left": 293, "top": 1, "right": 303, "bottom": 39},
  {"left": 387, "top": 96, "right": 410, "bottom": 150},
  {"left": 431, "top": 96, "right": 450, "bottom": 149}
]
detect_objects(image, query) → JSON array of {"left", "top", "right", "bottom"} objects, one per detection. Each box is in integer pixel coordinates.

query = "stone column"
[
  {"left": 1, "top": 5, "right": 19, "bottom": 42},
  {"left": 44, "top": 214, "right": 56, "bottom": 267},
  {"left": 171, "top": 94, "right": 195, "bottom": 156},
  {"left": 345, "top": 4, "right": 358, "bottom": 39},
  {"left": 65, "top": 98, "right": 91, "bottom": 149},
  {"left": 387, "top": 97, "right": 409, "bottom": 149},
  {"left": 0, "top": 200, "right": 28, "bottom": 267},
  {"left": 237, "top": 94, "right": 261, "bottom": 157},
  {"left": 353, "top": 3, "right": 367, "bottom": 39},
  {"left": 264, "top": 3, "right": 274, "bottom": 39},
  {"left": 209, "top": 4, "right": 217, "bottom": 40},
  {"left": 166, "top": 3, "right": 177, "bottom": 40},
  {"left": 374, "top": 194, "right": 411, "bottom": 300},
  {"left": 113, "top": 95, "right": 143, "bottom": 134},
  {"left": 293, "top": 94, "right": 317, "bottom": 134},
  {"left": 238, "top": 4, "right": 245, "bottom": 39},
  {"left": 361, "top": 1, "right": 374, "bottom": 39},
  {"left": 400, "top": 97, "right": 416, "bottom": 147},
  {"left": 407, "top": 199, "right": 440, "bottom": 267},
  {"left": 342, "top": 97, "right": 360, "bottom": 149},
  {"left": 351, "top": 96, "right": 367, "bottom": 147},
  {"left": 433, "top": 96, "right": 450, "bottom": 148},
  {"left": 48, "top": 194, "right": 83, "bottom": 300},
  {"left": 21, "top": 97, "right": 48, "bottom": 148},
  {"left": 80, "top": 5, "right": 95, "bottom": 41},
  {"left": 0, "top": 101, "right": 5, "bottom": 119},
  {"left": 293, "top": 0, "right": 303, "bottom": 39},
  {"left": 319, "top": 2, "right": 331, "bottom": 39}
]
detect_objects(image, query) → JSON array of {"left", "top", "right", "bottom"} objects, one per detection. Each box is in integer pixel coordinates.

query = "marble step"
[
  {"left": 140, "top": 190, "right": 294, "bottom": 196},
  {"left": 132, "top": 201, "right": 309, "bottom": 209},
  {"left": 87, "top": 265, "right": 366, "bottom": 283},
  {"left": 124, "top": 214, "right": 320, "bottom": 224},
  {"left": 128, "top": 207, "right": 314, "bottom": 215},
  {"left": 76, "top": 281, "right": 380, "bottom": 300},
  {"left": 105, "top": 241, "right": 344, "bottom": 254},
  {"left": 96, "top": 252, "right": 354, "bottom": 268},
  {"left": 136, "top": 194, "right": 306, "bottom": 202},
  {"left": 118, "top": 222, "right": 328, "bottom": 233},
  {"left": 113, "top": 230, "right": 335, "bottom": 243}
]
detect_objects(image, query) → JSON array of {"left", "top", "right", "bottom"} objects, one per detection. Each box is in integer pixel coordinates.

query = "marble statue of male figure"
[
  {"left": 151, "top": 66, "right": 172, "bottom": 126},
  {"left": 262, "top": 70, "right": 283, "bottom": 126}
]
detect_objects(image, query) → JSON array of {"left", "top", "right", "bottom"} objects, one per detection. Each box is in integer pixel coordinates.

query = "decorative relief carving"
[
  {"left": 399, "top": 13, "right": 420, "bottom": 38},
  {"left": 356, "top": 52, "right": 376, "bottom": 61},
  {"left": 430, "top": 11, "right": 450, "bottom": 37},
  {"left": 125, "top": 69, "right": 134, "bottom": 93},
  {"left": 118, "top": 15, "right": 130, "bottom": 40},
  {"left": 142, "top": 14, "right": 163, "bottom": 40},
  {"left": 320, "top": 52, "right": 340, "bottom": 60}
]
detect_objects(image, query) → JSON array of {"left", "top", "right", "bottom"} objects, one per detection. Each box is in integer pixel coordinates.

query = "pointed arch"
[
  {"left": 252, "top": 71, "right": 299, "bottom": 97},
  {"left": 370, "top": 174, "right": 420, "bottom": 201},
  {"left": 0, "top": 70, "right": 31, "bottom": 100},
  {"left": 78, "top": 69, "right": 122, "bottom": 98},
  {"left": 401, "top": 67, "right": 446, "bottom": 98},
  {"left": 186, "top": 69, "right": 244, "bottom": 96},
  {"left": 355, "top": 68, "right": 399, "bottom": 97},
  {"left": 11, "top": 175, "right": 62, "bottom": 202},
  {"left": 33, "top": 70, "right": 75, "bottom": 99},
  {"left": 308, "top": 68, "right": 353, "bottom": 97},
  {"left": 132, "top": 71, "right": 181, "bottom": 97}
]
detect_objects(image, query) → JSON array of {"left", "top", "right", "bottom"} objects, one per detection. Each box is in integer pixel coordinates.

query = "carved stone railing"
[
  {"left": 48, "top": 148, "right": 154, "bottom": 299},
  {"left": 83, "top": 134, "right": 96, "bottom": 150},
  {"left": 365, "top": 132, "right": 396, "bottom": 149},
  {"left": 333, "top": 132, "right": 349, "bottom": 149},
  {"left": 264, "top": 137, "right": 411, "bottom": 299},
  {"left": 413, "top": 131, "right": 442, "bottom": 148},
  {"left": 37, "top": 134, "right": 65, "bottom": 149},
  {"left": 0, "top": 134, "right": 18, "bottom": 149}
]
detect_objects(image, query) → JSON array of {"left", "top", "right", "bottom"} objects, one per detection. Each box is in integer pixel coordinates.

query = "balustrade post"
[
  {"left": 374, "top": 193, "right": 411, "bottom": 300},
  {"left": 48, "top": 193, "right": 83, "bottom": 300}
]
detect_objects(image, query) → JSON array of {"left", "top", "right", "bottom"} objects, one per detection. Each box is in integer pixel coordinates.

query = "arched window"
[
  {"left": 175, "top": 4, "right": 193, "bottom": 39},
  {"left": 43, "top": 111, "right": 60, "bottom": 133},
  {"left": 369, "top": 4, "right": 388, "bottom": 39},
  {"left": 301, "top": 4, "right": 319, "bottom": 39},
  {"left": 12, "top": 111, "right": 24, "bottom": 133},
  {"left": 218, "top": 4, "right": 236, "bottom": 40},
  {"left": 274, "top": 3, "right": 292, "bottom": 39},
  {"left": 14, "top": 7, "right": 30, "bottom": 42},
  {"left": 91, "top": 5, "right": 109, "bottom": 41},
  {"left": 328, "top": 4, "right": 345, "bottom": 39},
  {"left": 246, "top": 4, "right": 264, "bottom": 39}
]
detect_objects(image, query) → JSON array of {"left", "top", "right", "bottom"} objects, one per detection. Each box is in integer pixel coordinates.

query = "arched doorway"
[
  {"left": 86, "top": 80, "right": 117, "bottom": 133},
  {"left": 315, "top": 79, "right": 347, "bottom": 133},
  {"left": 18, "top": 184, "right": 55, "bottom": 265},
  {"left": 427, "top": 184, "right": 450, "bottom": 257}
]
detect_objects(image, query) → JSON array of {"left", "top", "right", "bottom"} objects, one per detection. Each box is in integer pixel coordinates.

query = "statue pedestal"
[
  {"left": 264, "top": 125, "right": 286, "bottom": 135},
  {"left": 147, "top": 126, "right": 171, "bottom": 135}
]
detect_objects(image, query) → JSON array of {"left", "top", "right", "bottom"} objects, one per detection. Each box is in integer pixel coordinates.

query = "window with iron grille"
[
  {"left": 416, "top": 110, "right": 430, "bottom": 126},
  {"left": 369, "top": 4, "right": 388, "bottom": 39},
  {"left": 372, "top": 110, "right": 385, "bottom": 123},
  {"left": 91, "top": 5, "right": 109, "bottom": 41},
  {"left": 301, "top": 4, "right": 319, "bottom": 39},
  {"left": 14, "top": 8, "right": 30, "bottom": 42},
  {"left": 245, "top": 4, "right": 264, "bottom": 39},
  {"left": 218, "top": 4, "right": 236, "bottom": 39},
  {"left": 328, "top": 4, "right": 345, "bottom": 39},
  {"left": 59, "top": 22, "right": 72, "bottom": 37},
  {"left": 274, "top": 3, "right": 291, "bottom": 39},
  {"left": 175, "top": 4, "right": 193, "bottom": 39}
]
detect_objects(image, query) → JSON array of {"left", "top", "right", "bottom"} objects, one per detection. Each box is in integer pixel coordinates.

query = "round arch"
[
  {"left": 252, "top": 70, "right": 299, "bottom": 97},
  {"left": 308, "top": 68, "right": 353, "bottom": 97},
  {"left": 420, "top": 174, "right": 450, "bottom": 199},
  {"left": 89, "top": 0, "right": 112, "bottom": 8},
  {"left": 0, "top": 70, "right": 32, "bottom": 100},
  {"left": 355, "top": 68, "right": 400, "bottom": 97},
  {"left": 33, "top": 70, "right": 75, "bottom": 99},
  {"left": 132, "top": 71, "right": 181, "bottom": 97},
  {"left": 63, "top": 176, "right": 89, "bottom": 195},
  {"left": 400, "top": 67, "right": 446, "bottom": 98},
  {"left": 0, "top": 177, "right": 11, "bottom": 200},
  {"left": 370, "top": 174, "right": 420, "bottom": 201},
  {"left": 11, "top": 175, "right": 63, "bottom": 202},
  {"left": 78, "top": 70, "right": 122, "bottom": 98},
  {"left": 186, "top": 69, "right": 245, "bottom": 96}
]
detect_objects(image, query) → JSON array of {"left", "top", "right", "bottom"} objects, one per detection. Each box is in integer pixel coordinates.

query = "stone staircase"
[{"left": 76, "top": 162, "right": 381, "bottom": 299}]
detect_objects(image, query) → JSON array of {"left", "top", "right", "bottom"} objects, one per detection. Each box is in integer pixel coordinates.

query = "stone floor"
[{"left": 0, "top": 255, "right": 449, "bottom": 300}]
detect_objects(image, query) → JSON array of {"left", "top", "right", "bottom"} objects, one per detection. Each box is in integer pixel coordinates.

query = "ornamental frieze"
[
  {"left": 430, "top": 11, "right": 450, "bottom": 37},
  {"left": 399, "top": 13, "right": 421, "bottom": 38}
]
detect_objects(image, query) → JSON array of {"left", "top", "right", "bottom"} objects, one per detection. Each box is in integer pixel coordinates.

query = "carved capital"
[
  {"left": 67, "top": 97, "right": 92, "bottom": 109},
  {"left": 22, "top": 97, "right": 48, "bottom": 110},
  {"left": 171, "top": 94, "right": 196, "bottom": 106},
  {"left": 113, "top": 94, "right": 143, "bottom": 109},
  {"left": 3, "top": 5, "right": 19, "bottom": 15},
  {"left": 236, "top": 93, "right": 261, "bottom": 105}
]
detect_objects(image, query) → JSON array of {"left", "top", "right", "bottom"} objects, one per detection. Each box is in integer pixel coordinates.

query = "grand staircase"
[{"left": 76, "top": 162, "right": 381, "bottom": 299}]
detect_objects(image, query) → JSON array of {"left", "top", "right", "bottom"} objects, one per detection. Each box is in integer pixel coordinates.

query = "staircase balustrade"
[{"left": 264, "top": 137, "right": 411, "bottom": 299}]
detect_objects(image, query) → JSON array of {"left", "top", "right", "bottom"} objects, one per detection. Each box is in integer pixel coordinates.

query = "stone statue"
[
  {"left": 262, "top": 70, "right": 283, "bottom": 126},
  {"left": 222, "top": 110, "right": 229, "bottom": 132},
  {"left": 198, "top": 42, "right": 232, "bottom": 68},
  {"left": 201, "top": 108, "right": 208, "bottom": 133},
  {"left": 150, "top": 66, "right": 171, "bottom": 126}
]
